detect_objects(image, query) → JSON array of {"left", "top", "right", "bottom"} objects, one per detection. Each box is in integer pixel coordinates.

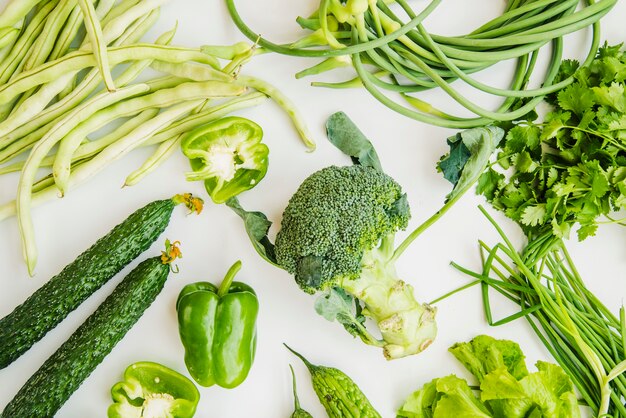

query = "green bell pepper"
[
  {"left": 107, "top": 361, "right": 199, "bottom": 418},
  {"left": 176, "top": 260, "right": 259, "bottom": 388},
  {"left": 181, "top": 116, "right": 269, "bottom": 204}
]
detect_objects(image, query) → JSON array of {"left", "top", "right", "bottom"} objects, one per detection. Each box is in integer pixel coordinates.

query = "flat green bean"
[
  {"left": 84, "top": 0, "right": 169, "bottom": 49},
  {"left": 124, "top": 134, "right": 181, "bottom": 187},
  {"left": 144, "top": 92, "right": 267, "bottom": 146},
  {"left": 0, "top": 0, "right": 46, "bottom": 28},
  {"left": 237, "top": 75, "right": 315, "bottom": 150},
  {"left": 0, "top": 102, "right": 197, "bottom": 224},
  {"left": 0, "top": 1, "right": 56, "bottom": 84},
  {"left": 17, "top": 84, "right": 150, "bottom": 275},
  {"left": 73, "top": 108, "right": 160, "bottom": 160},
  {"left": 150, "top": 60, "right": 233, "bottom": 83},
  {"left": 0, "top": 17, "right": 168, "bottom": 149},
  {"left": 0, "top": 27, "right": 19, "bottom": 49},
  {"left": 93, "top": 0, "right": 116, "bottom": 19},
  {"left": 49, "top": 4, "right": 83, "bottom": 60},
  {"left": 52, "top": 80, "right": 246, "bottom": 192},
  {"left": 78, "top": 0, "right": 116, "bottom": 91},
  {"left": 0, "top": 44, "right": 220, "bottom": 105},
  {"left": 99, "top": 0, "right": 141, "bottom": 27},
  {"left": 0, "top": 71, "right": 78, "bottom": 138},
  {"left": 24, "top": 0, "right": 77, "bottom": 72},
  {"left": 0, "top": 108, "right": 160, "bottom": 174}
]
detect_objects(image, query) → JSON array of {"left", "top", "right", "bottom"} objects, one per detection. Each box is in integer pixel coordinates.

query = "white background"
[{"left": 0, "top": 1, "right": 624, "bottom": 417}]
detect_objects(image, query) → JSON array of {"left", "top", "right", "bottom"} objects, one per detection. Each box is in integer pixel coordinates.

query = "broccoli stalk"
[{"left": 340, "top": 234, "right": 437, "bottom": 359}]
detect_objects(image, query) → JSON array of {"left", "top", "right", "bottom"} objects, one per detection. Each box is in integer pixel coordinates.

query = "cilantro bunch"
[{"left": 478, "top": 44, "right": 626, "bottom": 241}]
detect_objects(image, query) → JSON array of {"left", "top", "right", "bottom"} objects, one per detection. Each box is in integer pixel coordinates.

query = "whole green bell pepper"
[
  {"left": 181, "top": 116, "right": 269, "bottom": 204},
  {"left": 176, "top": 260, "right": 259, "bottom": 388},
  {"left": 107, "top": 361, "right": 199, "bottom": 418}
]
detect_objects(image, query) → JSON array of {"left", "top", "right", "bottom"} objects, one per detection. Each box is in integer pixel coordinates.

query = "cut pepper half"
[
  {"left": 108, "top": 361, "right": 199, "bottom": 418},
  {"left": 181, "top": 116, "right": 269, "bottom": 204}
]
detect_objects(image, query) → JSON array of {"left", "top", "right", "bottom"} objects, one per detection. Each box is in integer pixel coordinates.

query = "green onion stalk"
[
  {"left": 446, "top": 207, "right": 626, "bottom": 418},
  {"left": 224, "top": 0, "right": 617, "bottom": 128}
]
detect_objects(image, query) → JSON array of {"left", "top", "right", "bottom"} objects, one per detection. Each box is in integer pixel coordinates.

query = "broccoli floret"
[
  {"left": 275, "top": 165, "right": 410, "bottom": 293},
  {"left": 274, "top": 165, "right": 435, "bottom": 360}
]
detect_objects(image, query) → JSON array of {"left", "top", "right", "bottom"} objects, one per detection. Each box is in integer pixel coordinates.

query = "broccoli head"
[{"left": 275, "top": 165, "right": 410, "bottom": 293}]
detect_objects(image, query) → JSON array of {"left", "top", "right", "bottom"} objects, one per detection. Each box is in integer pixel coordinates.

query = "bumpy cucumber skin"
[
  {"left": 0, "top": 199, "right": 175, "bottom": 369},
  {"left": 2, "top": 257, "right": 171, "bottom": 418},
  {"left": 311, "top": 366, "right": 381, "bottom": 418}
]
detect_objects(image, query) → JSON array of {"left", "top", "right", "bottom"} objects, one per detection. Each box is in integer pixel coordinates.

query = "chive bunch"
[{"left": 454, "top": 207, "right": 626, "bottom": 417}]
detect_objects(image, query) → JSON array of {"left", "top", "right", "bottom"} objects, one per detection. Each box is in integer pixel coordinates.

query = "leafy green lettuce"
[{"left": 397, "top": 335, "right": 581, "bottom": 418}]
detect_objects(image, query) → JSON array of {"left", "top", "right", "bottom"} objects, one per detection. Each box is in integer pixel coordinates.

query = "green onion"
[
  {"left": 449, "top": 206, "right": 625, "bottom": 417},
  {"left": 224, "top": 0, "right": 616, "bottom": 127}
]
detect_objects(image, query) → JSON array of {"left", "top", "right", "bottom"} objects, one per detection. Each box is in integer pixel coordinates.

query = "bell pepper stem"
[{"left": 218, "top": 260, "right": 243, "bottom": 297}]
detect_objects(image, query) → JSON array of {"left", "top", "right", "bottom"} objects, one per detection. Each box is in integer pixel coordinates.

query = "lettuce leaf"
[
  {"left": 449, "top": 335, "right": 528, "bottom": 382},
  {"left": 397, "top": 336, "right": 581, "bottom": 418}
]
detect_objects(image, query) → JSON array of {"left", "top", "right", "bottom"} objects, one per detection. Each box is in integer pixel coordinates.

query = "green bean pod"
[
  {"left": 0, "top": 44, "right": 219, "bottom": 105},
  {"left": 51, "top": 80, "right": 246, "bottom": 192},
  {"left": 0, "top": 0, "right": 46, "bottom": 29},
  {"left": 17, "top": 84, "right": 150, "bottom": 275},
  {"left": 0, "top": 1, "right": 56, "bottom": 84}
]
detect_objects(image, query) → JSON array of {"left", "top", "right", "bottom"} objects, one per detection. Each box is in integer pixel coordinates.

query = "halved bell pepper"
[
  {"left": 107, "top": 361, "right": 199, "bottom": 418},
  {"left": 181, "top": 116, "right": 269, "bottom": 204},
  {"left": 176, "top": 260, "right": 259, "bottom": 388}
]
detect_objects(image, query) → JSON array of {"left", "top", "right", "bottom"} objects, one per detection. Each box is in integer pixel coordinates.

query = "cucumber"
[
  {"left": 0, "top": 193, "right": 202, "bottom": 369},
  {"left": 2, "top": 253, "right": 176, "bottom": 418}
]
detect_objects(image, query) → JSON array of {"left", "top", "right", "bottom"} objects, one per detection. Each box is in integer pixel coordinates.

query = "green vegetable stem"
[
  {"left": 290, "top": 364, "right": 313, "bottom": 418},
  {"left": 224, "top": 0, "right": 616, "bottom": 127},
  {"left": 181, "top": 116, "right": 269, "bottom": 204},
  {"left": 451, "top": 208, "right": 626, "bottom": 418},
  {"left": 285, "top": 344, "right": 381, "bottom": 418},
  {"left": 108, "top": 362, "right": 200, "bottom": 418},
  {"left": 176, "top": 260, "right": 259, "bottom": 388}
]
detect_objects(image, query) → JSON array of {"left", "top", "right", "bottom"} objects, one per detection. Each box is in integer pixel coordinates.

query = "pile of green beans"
[
  {"left": 0, "top": 0, "right": 314, "bottom": 274},
  {"left": 225, "top": 0, "right": 617, "bottom": 128}
]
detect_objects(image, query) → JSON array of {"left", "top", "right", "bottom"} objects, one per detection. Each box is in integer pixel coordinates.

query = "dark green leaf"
[
  {"left": 325, "top": 112, "right": 382, "bottom": 171},
  {"left": 441, "top": 126, "right": 505, "bottom": 202},
  {"left": 314, "top": 288, "right": 367, "bottom": 339},
  {"left": 226, "top": 197, "right": 278, "bottom": 266},
  {"left": 438, "top": 136, "right": 471, "bottom": 185}
]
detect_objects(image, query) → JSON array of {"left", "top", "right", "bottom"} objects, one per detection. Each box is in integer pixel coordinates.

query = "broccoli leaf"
[
  {"left": 438, "top": 139, "right": 471, "bottom": 185},
  {"left": 326, "top": 111, "right": 383, "bottom": 171},
  {"left": 225, "top": 197, "right": 278, "bottom": 266},
  {"left": 438, "top": 127, "right": 504, "bottom": 202},
  {"left": 314, "top": 288, "right": 368, "bottom": 341}
]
